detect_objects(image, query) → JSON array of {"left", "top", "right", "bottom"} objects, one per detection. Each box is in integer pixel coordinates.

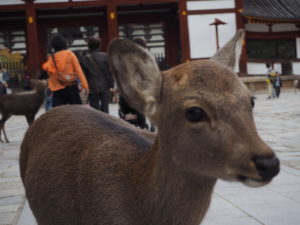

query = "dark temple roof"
[{"left": 242, "top": 0, "right": 300, "bottom": 23}]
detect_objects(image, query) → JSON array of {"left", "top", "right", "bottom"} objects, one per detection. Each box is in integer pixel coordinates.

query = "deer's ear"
[
  {"left": 108, "top": 38, "right": 162, "bottom": 118},
  {"left": 211, "top": 29, "right": 245, "bottom": 70}
]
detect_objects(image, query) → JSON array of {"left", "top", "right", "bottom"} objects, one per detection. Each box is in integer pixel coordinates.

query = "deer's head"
[{"left": 109, "top": 30, "right": 279, "bottom": 187}]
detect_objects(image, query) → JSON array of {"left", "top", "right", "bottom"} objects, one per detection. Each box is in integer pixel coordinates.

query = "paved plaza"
[{"left": 0, "top": 90, "right": 300, "bottom": 225}]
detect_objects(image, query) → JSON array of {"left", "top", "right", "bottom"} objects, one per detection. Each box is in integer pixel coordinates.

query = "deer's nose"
[{"left": 253, "top": 156, "right": 280, "bottom": 181}]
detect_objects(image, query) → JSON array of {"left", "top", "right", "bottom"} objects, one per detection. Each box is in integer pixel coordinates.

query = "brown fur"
[
  {"left": 0, "top": 80, "right": 46, "bottom": 143},
  {"left": 20, "top": 30, "right": 279, "bottom": 225}
]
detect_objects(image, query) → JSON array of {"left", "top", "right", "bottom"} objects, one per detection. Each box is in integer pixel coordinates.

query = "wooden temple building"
[{"left": 0, "top": 0, "right": 300, "bottom": 79}]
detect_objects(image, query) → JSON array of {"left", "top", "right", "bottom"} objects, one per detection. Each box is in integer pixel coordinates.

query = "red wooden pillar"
[
  {"left": 107, "top": 0, "right": 118, "bottom": 43},
  {"left": 25, "top": 2, "right": 40, "bottom": 77},
  {"left": 235, "top": 0, "right": 247, "bottom": 76},
  {"left": 178, "top": 0, "right": 190, "bottom": 63},
  {"left": 38, "top": 26, "right": 47, "bottom": 65},
  {"left": 166, "top": 14, "right": 181, "bottom": 67}
]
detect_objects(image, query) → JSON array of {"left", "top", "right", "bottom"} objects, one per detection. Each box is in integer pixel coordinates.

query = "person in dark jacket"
[{"left": 81, "top": 37, "right": 114, "bottom": 113}]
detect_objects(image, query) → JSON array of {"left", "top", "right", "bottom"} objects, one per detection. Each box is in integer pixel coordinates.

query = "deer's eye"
[{"left": 185, "top": 107, "right": 206, "bottom": 122}]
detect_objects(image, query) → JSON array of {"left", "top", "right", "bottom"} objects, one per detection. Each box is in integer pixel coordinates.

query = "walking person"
[
  {"left": 266, "top": 63, "right": 275, "bottom": 99},
  {"left": 42, "top": 35, "right": 89, "bottom": 107},
  {"left": 0, "top": 67, "right": 10, "bottom": 94},
  {"left": 273, "top": 72, "right": 282, "bottom": 98},
  {"left": 0, "top": 66, "right": 8, "bottom": 95},
  {"left": 81, "top": 37, "right": 114, "bottom": 113}
]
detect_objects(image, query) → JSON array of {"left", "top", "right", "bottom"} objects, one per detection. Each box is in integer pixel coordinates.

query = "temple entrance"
[
  {"left": 36, "top": 6, "right": 108, "bottom": 63},
  {"left": 38, "top": 2, "right": 181, "bottom": 70},
  {"left": 0, "top": 1, "right": 183, "bottom": 75},
  {"left": 117, "top": 2, "right": 181, "bottom": 70},
  {"left": 46, "top": 26, "right": 101, "bottom": 55}
]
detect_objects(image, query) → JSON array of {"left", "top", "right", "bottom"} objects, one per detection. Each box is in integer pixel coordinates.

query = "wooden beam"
[
  {"left": 25, "top": 2, "right": 40, "bottom": 77},
  {"left": 247, "top": 31, "right": 300, "bottom": 39},
  {"left": 118, "top": 13, "right": 169, "bottom": 24},
  {"left": 0, "top": 5, "right": 26, "bottom": 11},
  {"left": 178, "top": 0, "right": 190, "bottom": 62},
  {"left": 34, "top": 1, "right": 107, "bottom": 9},
  {"left": 248, "top": 58, "right": 300, "bottom": 63},
  {"left": 114, "top": 0, "right": 177, "bottom": 5},
  {"left": 0, "top": 1, "right": 106, "bottom": 11},
  {"left": 187, "top": 8, "right": 235, "bottom": 15},
  {"left": 0, "top": 19, "right": 26, "bottom": 30}
]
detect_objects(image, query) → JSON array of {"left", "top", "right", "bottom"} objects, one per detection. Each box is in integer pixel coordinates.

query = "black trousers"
[
  {"left": 88, "top": 90, "right": 110, "bottom": 113},
  {"left": 52, "top": 85, "right": 82, "bottom": 107},
  {"left": 274, "top": 87, "right": 281, "bottom": 98}
]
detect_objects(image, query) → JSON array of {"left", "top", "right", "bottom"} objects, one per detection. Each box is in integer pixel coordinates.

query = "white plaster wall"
[
  {"left": 245, "top": 24, "right": 269, "bottom": 32},
  {"left": 293, "top": 62, "right": 300, "bottom": 75},
  {"left": 187, "top": 0, "right": 235, "bottom": 10},
  {"left": 273, "top": 63, "right": 282, "bottom": 74},
  {"left": 272, "top": 24, "right": 298, "bottom": 32},
  {"left": 297, "top": 38, "right": 300, "bottom": 59},
  {"left": 247, "top": 62, "right": 267, "bottom": 75},
  {"left": 0, "top": 0, "right": 24, "bottom": 5},
  {"left": 188, "top": 13, "right": 236, "bottom": 59},
  {"left": 247, "top": 62, "right": 284, "bottom": 75},
  {"left": 35, "top": 0, "right": 68, "bottom": 3}
]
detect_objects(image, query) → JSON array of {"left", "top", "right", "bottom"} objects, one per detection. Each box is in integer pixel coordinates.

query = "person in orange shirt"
[{"left": 42, "top": 35, "right": 89, "bottom": 107}]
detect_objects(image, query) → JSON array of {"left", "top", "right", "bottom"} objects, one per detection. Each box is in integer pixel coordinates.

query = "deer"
[
  {"left": 20, "top": 30, "right": 280, "bottom": 225},
  {"left": 293, "top": 79, "right": 300, "bottom": 94},
  {"left": 0, "top": 80, "right": 46, "bottom": 143}
]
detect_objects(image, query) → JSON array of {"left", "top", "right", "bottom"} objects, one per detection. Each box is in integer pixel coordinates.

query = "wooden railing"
[{"left": 0, "top": 61, "right": 25, "bottom": 88}]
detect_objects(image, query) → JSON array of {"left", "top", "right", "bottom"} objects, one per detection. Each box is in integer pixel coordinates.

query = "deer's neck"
[{"left": 133, "top": 140, "right": 217, "bottom": 225}]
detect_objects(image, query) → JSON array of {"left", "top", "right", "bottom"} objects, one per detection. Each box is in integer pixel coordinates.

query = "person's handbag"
[{"left": 51, "top": 54, "right": 78, "bottom": 86}]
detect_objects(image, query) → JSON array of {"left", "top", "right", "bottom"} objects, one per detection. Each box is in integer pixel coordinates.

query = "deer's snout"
[{"left": 253, "top": 156, "right": 280, "bottom": 181}]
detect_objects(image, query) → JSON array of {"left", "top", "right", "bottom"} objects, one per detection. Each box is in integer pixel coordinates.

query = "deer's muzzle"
[{"left": 253, "top": 156, "right": 280, "bottom": 181}]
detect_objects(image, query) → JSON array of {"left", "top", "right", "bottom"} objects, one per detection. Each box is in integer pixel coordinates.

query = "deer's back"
[
  {"left": 20, "top": 105, "right": 154, "bottom": 225},
  {"left": 0, "top": 92, "right": 44, "bottom": 115}
]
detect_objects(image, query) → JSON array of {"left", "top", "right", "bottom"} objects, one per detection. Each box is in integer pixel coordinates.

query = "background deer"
[
  {"left": 20, "top": 30, "right": 279, "bottom": 225},
  {"left": 0, "top": 80, "right": 46, "bottom": 143}
]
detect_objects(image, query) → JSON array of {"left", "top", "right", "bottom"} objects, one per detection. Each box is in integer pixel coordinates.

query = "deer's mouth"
[
  {"left": 236, "top": 156, "right": 280, "bottom": 187},
  {"left": 237, "top": 175, "right": 271, "bottom": 187}
]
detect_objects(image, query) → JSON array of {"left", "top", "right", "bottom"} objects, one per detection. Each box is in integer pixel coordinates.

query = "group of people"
[
  {"left": 41, "top": 34, "right": 150, "bottom": 130},
  {"left": 266, "top": 63, "right": 282, "bottom": 99}
]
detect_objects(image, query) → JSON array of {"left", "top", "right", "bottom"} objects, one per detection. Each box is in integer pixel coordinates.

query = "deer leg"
[
  {"left": 2, "top": 125, "right": 9, "bottom": 143},
  {"left": 0, "top": 122, "right": 3, "bottom": 143},
  {"left": 0, "top": 113, "right": 12, "bottom": 143},
  {"left": 0, "top": 130, "right": 3, "bottom": 143},
  {"left": 26, "top": 114, "right": 35, "bottom": 126}
]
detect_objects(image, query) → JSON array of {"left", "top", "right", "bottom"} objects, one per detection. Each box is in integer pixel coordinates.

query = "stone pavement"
[
  {"left": 0, "top": 110, "right": 44, "bottom": 225},
  {"left": 0, "top": 90, "right": 299, "bottom": 225}
]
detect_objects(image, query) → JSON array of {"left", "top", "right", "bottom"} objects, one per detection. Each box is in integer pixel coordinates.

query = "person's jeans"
[
  {"left": 88, "top": 90, "right": 110, "bottom": 113},
  {"left": 45, "top": 96, "right": 52, "bottom": 111}
]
